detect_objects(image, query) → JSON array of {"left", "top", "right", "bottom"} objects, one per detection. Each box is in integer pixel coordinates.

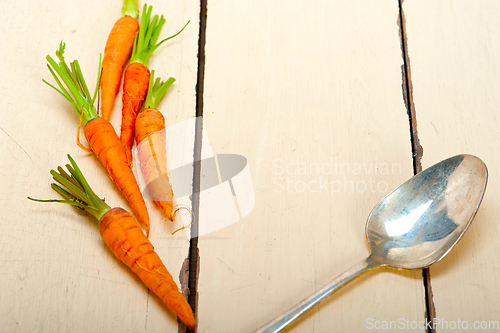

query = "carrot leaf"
[
  {"left": 27, "top": 196, "right": 87, "bottom": 210},
  {"left": 143, "top": 70, "right": 176, "bottom": 109},
  {"left": 44, "top": 62, "right": 80, "bottom": 113},
  {"left": 130, "top": 4, "right": 189, "bottom": 66},
  {"left": 65, "top": 157, "right": 105, "bottom": 211},
  {"left": 42, "top": 77, "right": 78, "bottom": 111},
  {"left": 72, "top": 61, "right": 91, "bottom": 103},
  {"left": 28, "top": 155, "right": 111, "bottom": 221},
  {"left": 50, "top": 169, "right": 88, "bottom": 204},
  {"left": 45, "top": 41, "right": 101, "bottom": 125},
  {"left": 91, "top": 56, "right": 102, "bottom": 106},
  {"left": 57, "top": 166, "right": 85, "bottom": 192},
  {"left": 145, "top": 20, "right": 190, "bottom": 61}
]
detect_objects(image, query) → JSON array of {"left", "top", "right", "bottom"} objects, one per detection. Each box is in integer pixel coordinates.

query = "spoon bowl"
[
  {"left": 367, "top": 154, "right": 487, "bottom": 269},
  {"left": 254, "top": 154, "right": 488, "bottom": 333}
]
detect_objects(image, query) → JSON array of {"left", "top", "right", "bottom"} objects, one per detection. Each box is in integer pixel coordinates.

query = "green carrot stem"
[
  {"left": 143, "top": 70, "right": 176, "bottom": 109},
  {"left": 130, "top": 4, "right": 190, "bottom": 66},
  {"left": 28, "top": 196, "right": 86, "bottom": 209},
  {"left": 56, "top": 166, "right": 84, "bottom": 192},
  {"left": 122, "top": 0, "right": 139, "bottom": 19},
  {"left": 64, "top": 157, "right": 103, "bottom": 211},
  {"left": 28, "top": 155, "right": 111, "bottom": 221},
  {"left": 44, "top": 41, "right": 101, "bottom": 125},
  {"left": 50, "top": 170, "right": 88, "bottom": 204}
]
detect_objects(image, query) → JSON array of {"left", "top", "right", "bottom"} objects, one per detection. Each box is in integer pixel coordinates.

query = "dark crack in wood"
[
  {"left": 398, "top": 1, "right": 435, "bottom": 333},
  {"left": 398, "top": 0, "right": 423, "bottom": 174},
  {"left": 186, "top": 0, "right": 208, "bottom": 331}
]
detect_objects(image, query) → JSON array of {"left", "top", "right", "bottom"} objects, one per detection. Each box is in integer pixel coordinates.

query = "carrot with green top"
[
  {"left": 28, "top": 155, "right": 196, "bottom": 330},
  {"left": 44, "top": 42, "right": 150, "bottom": 236},
  {"left": 100, "top": 0, "right": 140, "bottom": 121},
  {"left": 135, "top": 71, "right": 176, "bottom": 220},
  {"left": 120, "top": 4, "right": 189, "bottom": 164}
]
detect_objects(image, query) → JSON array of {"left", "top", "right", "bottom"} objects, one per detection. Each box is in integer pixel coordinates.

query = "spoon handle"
[{"left": 252, "top": 256, "right": 379, "bottom": 333}]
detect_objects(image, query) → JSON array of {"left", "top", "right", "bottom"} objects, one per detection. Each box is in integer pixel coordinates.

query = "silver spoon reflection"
[{"left": 254, "top": 154, "right": 488, "bottom": 333}]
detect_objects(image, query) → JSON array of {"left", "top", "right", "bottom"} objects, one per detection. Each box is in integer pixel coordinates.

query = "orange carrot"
[
  {"left": 44, "top": 42, "right": 150, "bottom": 235},
  {"left": 121, "top": 61, "right": 150, "bottom": 163},
  {"left": 100, "top": 0, "right": 140, "bottom": 121},
  {"left": 85, "top": 117, "right": 149, "bottom": 231},
  {"left": 136, "top": 71, "right": 176, "bottom": 220},
  {"left": 102, "top": 208, "right": 195, "bottom": 329},
  {"left": 120, "top": 4, "right": 189, "bottom": 164},
  {"left": 28, "top": 155, "right": 196, "bottom": 330}
]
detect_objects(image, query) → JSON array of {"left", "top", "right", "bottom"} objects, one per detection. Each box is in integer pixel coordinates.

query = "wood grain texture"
[
  {"left": 198, "top": 0, "right": 425, "bottom": 331},
  {"left": 0, "top": 0, "right": 199, "bottom": 332},
  {"left": 403, "top": 0, "right": 500, "bottom": 331}
]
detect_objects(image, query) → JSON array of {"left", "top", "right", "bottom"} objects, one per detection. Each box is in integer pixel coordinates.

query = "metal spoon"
[{"left": 253, "top": 154, "right": 488, "bottom": 333}]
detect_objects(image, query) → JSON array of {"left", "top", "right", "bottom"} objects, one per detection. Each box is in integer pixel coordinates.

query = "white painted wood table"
[{"left": 1, "top": 0, "right": 499, "bottom": 332}]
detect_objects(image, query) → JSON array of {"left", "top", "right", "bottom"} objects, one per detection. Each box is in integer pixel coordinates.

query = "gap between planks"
[
  {"left": 184, "top": 0, "right": 208, "bottom": 331},
  {"left": 398, "top": 1, "right": 435, "bottom": 332}
]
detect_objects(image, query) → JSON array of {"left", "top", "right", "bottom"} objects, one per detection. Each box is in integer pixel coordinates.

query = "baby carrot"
[
  {"left": 120, "top": 4, "right": 189, "bottom": 164},
  {"left": 44, "top": 42, "right": 150, "bottom": 236},
  {"left": 135, "top": 71, "right": 176, "bottom": 220},
  {"left": 28, "top": 155, "right": 196, "bottom": 330},
  {"left": 100, "top": 0, "right": 140, "bottom": 121}
]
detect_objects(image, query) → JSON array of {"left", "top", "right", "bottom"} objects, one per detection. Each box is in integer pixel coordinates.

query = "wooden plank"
[
  {"left": 403, "top": 0, "right": 500, "bottom": 331},
  {"left": 198, "top": 0, "right": 425, "bottom": 331},
  {"left": 0, "top": 0, "right": 199, "bottom": 332}
]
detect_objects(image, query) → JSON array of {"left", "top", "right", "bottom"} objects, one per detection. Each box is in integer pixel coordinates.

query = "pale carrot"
[
  {"left": 100, "top": 0, "right": 140, "bottom": 121},
  {"left": 28, "top": 155, "right": 196, "bottom": 330},
  {"left": 44, "top": 42, "right": 150, "bottom": 235},
  {"left": 135, "top": 71, "right": 176, "bottom": 220}
]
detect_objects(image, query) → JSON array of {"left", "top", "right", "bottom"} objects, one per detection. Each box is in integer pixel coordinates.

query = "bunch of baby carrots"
[{"left": 31, "top": 0, "right": 195, "bottom": 330}]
